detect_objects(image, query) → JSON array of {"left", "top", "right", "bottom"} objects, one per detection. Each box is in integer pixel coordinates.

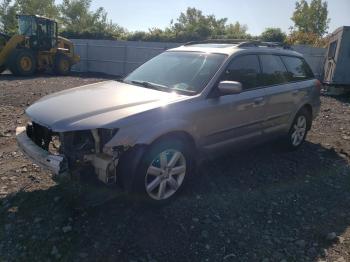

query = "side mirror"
[{"left": 218, "top": 81, "right": 242, "bottom": 95}]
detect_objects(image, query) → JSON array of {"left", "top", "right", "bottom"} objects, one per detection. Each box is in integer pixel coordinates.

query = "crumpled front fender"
[{"left": 104, "top": 118, "right": 198, "bottom": 150}]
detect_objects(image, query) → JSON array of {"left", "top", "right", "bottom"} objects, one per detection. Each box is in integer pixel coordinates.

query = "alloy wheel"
[
  {"left": 291, "top": 115, "right": 307, "bottom": 146},
  {"left": 145, "top": 149, "right": 186, "bottom": 200}
]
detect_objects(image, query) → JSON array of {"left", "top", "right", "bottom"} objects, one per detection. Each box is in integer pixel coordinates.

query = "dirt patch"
[{"left": 0, "top": 73, "right": 350, "bottom": 261}]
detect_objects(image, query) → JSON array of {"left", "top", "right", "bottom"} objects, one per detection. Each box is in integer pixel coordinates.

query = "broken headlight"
[
  {"left": 98, "top": 129, "right": 118, "bottom": 146},
  {"left": 96, "top": 128, "right": 118, "bottom": 153},
  {"left": 98, "top": 129, "right": 130, "bottom": 158}
]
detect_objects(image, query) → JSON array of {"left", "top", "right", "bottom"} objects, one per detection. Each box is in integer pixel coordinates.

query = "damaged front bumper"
[
  {"left": 16, "top": 126, "right": 120, "bottom": 184},
  {"left": 16, "top": 126, "right": 68, "bottom": 175}
]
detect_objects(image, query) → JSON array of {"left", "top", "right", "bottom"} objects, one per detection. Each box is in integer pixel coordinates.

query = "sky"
[{"left": 84, "top": 0, "right": 350, "bottom": 35}]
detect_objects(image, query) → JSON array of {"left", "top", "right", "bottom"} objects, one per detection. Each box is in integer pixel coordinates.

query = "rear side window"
[
  {"left": 222, "top": 55, "right": 260, "bottom": 90},
  {"left": 281, "top": 56, "right": 314, "bottom": 81},
  {"left": 259, "top": 55, "right": 289, "bottom": 86}
]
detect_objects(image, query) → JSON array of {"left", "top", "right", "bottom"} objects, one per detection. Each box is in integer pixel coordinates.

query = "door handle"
[
  {"left": 253, "top": 97, "right": 265, "bottom": 106},
  {"left": 292, "top": 90, "right": 299, "bottom": 96},
  {"left": 252, "top": 97, "right": 265, "bottom": 108}
]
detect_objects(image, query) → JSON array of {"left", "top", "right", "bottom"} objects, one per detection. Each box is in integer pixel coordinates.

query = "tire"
[
  {"left": 8, "top": 49, "right": 36, "bottom": 76},
  {"left": 119, "top": 138, "right": 195, "bottom": 203},
  {"left": 53, "top": 53, "right": 71, "bottom": 75},
  {"left": 284, "top": 107, "right": 311, "bottom": 151},
  {"left": 0, "top": 65, "right": 6, "bottom": 74},
  {"left": 36, "top": 67, "right": 46, "bottom": 74}
]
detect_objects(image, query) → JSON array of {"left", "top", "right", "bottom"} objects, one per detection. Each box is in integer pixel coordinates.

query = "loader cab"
[{"left": 17, "top": 15, "right": 58, "bottom": 51}]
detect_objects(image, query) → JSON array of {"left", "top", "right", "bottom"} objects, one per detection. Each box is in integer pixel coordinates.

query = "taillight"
[
  {"left": 315, "top": 79, "right": 322, "bottom": 92},
  {"left": 315, "top": 79, "right": 322, "bottom": 88}
]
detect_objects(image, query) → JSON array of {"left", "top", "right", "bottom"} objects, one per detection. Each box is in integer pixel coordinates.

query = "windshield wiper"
[
  {"left": 128, "top": 80, "right": 196, "bottom": 95},
  {"left": 172, "top": 87, "right": 196, "bottom": 94},
  {"left": 130, "top": 80, "right": 168, "bottom": 91}
]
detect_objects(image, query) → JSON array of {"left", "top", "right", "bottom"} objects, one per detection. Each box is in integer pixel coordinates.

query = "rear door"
[{"left": 260, "top": 54, "right": 312, "bottom": 135}]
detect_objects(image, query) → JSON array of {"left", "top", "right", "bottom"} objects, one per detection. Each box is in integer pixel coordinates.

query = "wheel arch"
[
  {"left": 116, "top": 130, "right": 196, "bottom": 192},
  {"left": 303, "top": 103, "right": 313, "bottom": 119},
  {"left": 106, "top": 117, "right": 199, "bottom": 151},
  {"left": 149, "top": 130, "right": 197, "bottom": 153},
  {"left": 290, "top": 103, "right": 313, "bottom": 131}
]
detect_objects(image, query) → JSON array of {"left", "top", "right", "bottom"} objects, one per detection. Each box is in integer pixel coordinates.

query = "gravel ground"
[{"left": 0, "top": 73, "right": 350, "bottom": 262}]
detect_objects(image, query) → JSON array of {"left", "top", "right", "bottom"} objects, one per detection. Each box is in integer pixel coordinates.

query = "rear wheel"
[
  {"left": 284, "top": 108, "right": 311, "bottom": 151},
  {"left": 54, "top": 54, "right": 71, "bottom": 75},
  {"left": 8, "top": 49, "right": 36, "bottom": 76}
]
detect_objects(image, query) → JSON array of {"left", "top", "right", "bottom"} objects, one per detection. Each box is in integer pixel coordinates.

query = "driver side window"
[{"left": 221, "top": 55, "right": 261, "bottom": 90}]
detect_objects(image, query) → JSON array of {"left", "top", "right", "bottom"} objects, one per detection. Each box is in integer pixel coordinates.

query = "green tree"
[
  {"left": 59, "top": 0, "right": 91, "bottom": 31},
  {"left": 0, "top": 0, "right": 60, "bottom": 35},
  {"left": 0, "top": 0, "right": 18, "bottom": 35},
  {"left": 291, "top": 0, "right": 330, "bottom": 37},
  {"left": 260, "top": 28, "right": 286, "bottom": 42},
  {"left": 170, "top": 7, "right": 231, "bottom": 41},
  {"left": 224, "top": 22, "right": 249, "bottom": 39},
  {"left": 59, "top": 0, "right": 125, "bottom": 39},
  {"left": 286, "top": 31, "right": 327, "bottom": 47},
  {"left": 1, "top": 3, "right": 253, "bottom": 42},
  {"left": 16, "top": 0, "right": 59, "bottom": 18}
]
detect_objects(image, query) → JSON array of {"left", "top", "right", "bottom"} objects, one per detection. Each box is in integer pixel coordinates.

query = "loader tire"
[
  {"left": 8, "top": 49, "right": 36, "bottom": 76},
  {"left": 0, "top": 65, "right": 6, "bottom": 74},
  {"left": 54, "top": 54, "right": 71, "bottom": 75}
]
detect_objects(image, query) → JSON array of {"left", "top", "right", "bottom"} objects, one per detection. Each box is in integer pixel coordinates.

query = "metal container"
[{"left": 323, "top": 26, "right": 350, "bottom": 87}]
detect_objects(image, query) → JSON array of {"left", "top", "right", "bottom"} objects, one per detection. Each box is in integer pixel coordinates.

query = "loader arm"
[{"left": 0, "top": 35, "right": 25, "bottom": 67}]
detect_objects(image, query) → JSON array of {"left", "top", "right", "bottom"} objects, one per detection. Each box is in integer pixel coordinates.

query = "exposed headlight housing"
[
  {"left": 98, "top": 128, "right": 119, "bottom": 149},
  {"left": 103, "top": 144, "right": 129, "bottom": 158},
  {"left": 92, "top": 128, "right": 120, "bottom": 157}
]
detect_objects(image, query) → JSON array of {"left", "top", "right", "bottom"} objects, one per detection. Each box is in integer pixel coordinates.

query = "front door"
[{"left": 196, "top": 54, "right": 267, "bottom": 152}]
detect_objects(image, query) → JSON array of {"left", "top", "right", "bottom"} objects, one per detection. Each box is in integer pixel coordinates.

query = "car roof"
[{"left": 168, "top": 41, "right": 303, "bottom": 57}]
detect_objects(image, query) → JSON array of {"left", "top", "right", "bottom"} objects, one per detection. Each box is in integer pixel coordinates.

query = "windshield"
[
  {"left": 124, "top": 51, "right": 226, "bottom": 95},
  {"left": 18, "top": 16, "right": 36, "bottom": 36}
]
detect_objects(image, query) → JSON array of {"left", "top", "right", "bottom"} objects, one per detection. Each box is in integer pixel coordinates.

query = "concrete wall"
[
  {"left": 71, "top": 39, "right": 180, "bottom": 76},
  {"left": 71, "top": 39, "right": 326, "bottom": 78},
  {"left": 292, "top": 45, "right": 326, "bottom": 79}
]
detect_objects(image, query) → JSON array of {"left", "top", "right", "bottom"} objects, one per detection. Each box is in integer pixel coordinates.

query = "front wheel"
[
  {"left": 127, "top": 138, "right": 194, "bottom": 203},
  {"left": 54, "top": 54, "right": 71, "bottom": 75},
  {"left": 284, "top": 108, "right": 311, "bottom": 150},
  {"left": 0, "top": 65, "right": 6, "bottom": 74}
]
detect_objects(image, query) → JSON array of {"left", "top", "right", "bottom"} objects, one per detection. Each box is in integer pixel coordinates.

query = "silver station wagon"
[{"left": 16, "top": 40, "right": 321, "bottom": 202}]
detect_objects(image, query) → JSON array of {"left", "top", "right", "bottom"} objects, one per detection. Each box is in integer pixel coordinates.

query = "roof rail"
[
  {"left": 183, "top": 39, "right": 250, "bottom": 46},
  {"left": 183, "top": 39, "right": 291, "bottom": 49},
  {"left": 237, "top": 41, "right": 291, "bottom": 49}
]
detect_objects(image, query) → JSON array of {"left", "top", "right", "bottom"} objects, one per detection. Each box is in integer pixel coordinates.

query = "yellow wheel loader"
[{"left": 0, "top": 15, "right": 80, "bottom": 76}]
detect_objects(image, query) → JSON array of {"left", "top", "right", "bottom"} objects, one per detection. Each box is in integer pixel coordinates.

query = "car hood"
[{"left": 26, "top": 80, "right": 188, "bottom": 132}]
